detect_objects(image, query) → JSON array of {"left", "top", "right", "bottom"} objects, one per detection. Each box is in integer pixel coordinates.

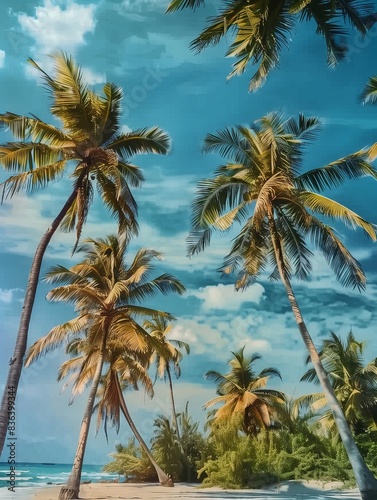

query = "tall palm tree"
[
  {"left": 299, "top": 331, "right": 377, "bottom": 435},
  {"left": 0, "top": 52, "right": 171, "bottom": 455},
  {"left": 25, "top": 235, "right": 185, "bottom": 499},
  {"left": 144, "top": 317, "right": 190, "bottom": 438},
  {"left": 187, "top": 112, "right": 377, "bottom": 498},
  {"left": 204, "top": 347, "right": 285, "bottom": 435},
  {"left": 166, "top": 0, "right": 373, "bottom": 90}
]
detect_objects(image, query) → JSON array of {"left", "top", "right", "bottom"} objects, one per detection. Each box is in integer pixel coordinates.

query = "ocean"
[{"left": 0, "top": 461, "right": 118, "bottom": 498}]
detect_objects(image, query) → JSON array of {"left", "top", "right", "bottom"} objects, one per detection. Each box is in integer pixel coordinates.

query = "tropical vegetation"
[{"left": 104, "top": 338, "right": 377, "bottom": 490}]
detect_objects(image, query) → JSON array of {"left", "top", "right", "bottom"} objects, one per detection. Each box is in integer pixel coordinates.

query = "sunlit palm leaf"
[
  {"left": 301, "top": 190, "right": 377, "bottom": 241},
  {"left": 107, "top": 128, "right": 170, "bottom": 158}
]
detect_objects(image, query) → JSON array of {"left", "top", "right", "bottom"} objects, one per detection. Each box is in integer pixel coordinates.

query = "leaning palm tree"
[
  {"left": 144, "top": 317, "right": 190, "bottom": 438},
  {"left": 166, "top": 0, "right": 373, "bottom": 91},
  {"left": 299, "top": 331, "right": 377, "bottom": 435},
  {"left": 187, "top": 112, "right": 377, "bottom": 498},
  {"left": 94, "top": 349, "right": 175, "bottom": 486},
  {"left": 0, "top": 52, "right": 170, "bottom": 455},
  {"left": 25, "top": 235, "right": 185, "bottom": 499},
  {"left": 204, "top": 347, "right": 285, "bottom": 435}
]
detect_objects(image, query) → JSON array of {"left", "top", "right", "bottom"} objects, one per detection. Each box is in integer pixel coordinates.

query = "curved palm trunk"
[
  {"left": 0, "top": 184, "right": 82, "bottom": 456},
  {"left": 114, "top": 374, "right": 174, "bottom": 487},
  {"left": 267, "top": 209, "right": 377, "bottom": 500},
  {"left": 58, "top": 321, "right": 109, "bottom": 500}
]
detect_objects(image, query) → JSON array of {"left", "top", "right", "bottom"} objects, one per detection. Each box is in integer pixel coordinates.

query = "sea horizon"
[{"left": 0, "top": 461, "right": 118, "bottom": 491}]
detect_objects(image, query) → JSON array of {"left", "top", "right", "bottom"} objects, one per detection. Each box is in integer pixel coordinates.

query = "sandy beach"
[{"left": 28, "top": 481, "right": 362, "bottom": 500}]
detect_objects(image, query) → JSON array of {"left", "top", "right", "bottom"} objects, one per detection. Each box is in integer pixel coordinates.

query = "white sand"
[{"left": 27, "top": 480, "right": 362, "bottom": 499}]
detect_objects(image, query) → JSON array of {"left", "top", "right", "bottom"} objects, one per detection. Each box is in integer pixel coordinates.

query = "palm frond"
[
  {"left": 296, "top": 153, "right": 377, "bottom": 191},
  {"left": 308, "top": 218, "right": 367, "bottom": 290},
  {"left": 203, "top": 127, "right": 251, "bottom": 165},
  {"left": 24, "top": 315, "right": 89, "bottom": 365},
  {"left": 166, "top": 0, "right": 205, "bottom": 12},
  {"left": 129, "top": 274, "right": 186, "bottom": 303},
  {"left": 106, "top": 127, "right": 171, "bottom": 158},
  {"left": 98, "top": 83, "right": 123, "bottom": 144},
  {"left": 0, "top": 142, "right": 63, "bottom": 172},
  {"left": 301, "top": 190, "right": 377, "bottom": 241},
  {"left": 1, "top": 160, "right": 66, "bottom": 200}
]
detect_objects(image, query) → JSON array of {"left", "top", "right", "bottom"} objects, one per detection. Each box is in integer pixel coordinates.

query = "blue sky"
[{"left": 0, "top": 0, "right": 377, "bottom": 465}]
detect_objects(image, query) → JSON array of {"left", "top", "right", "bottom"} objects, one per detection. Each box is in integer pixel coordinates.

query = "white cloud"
[
  {"left": 18, "top": 0, "right": 97, "bottom": 56},
  {"left": 120, "top": 124, "right": 132, "bottom": 134},
  {"left": 0, "top": 50, "right": 5, "bottom": 68},
  {"left": 0, "top": 288, "right": 23, "bottom": 304},
  {"left": 171, "top": 319, "right": 228, "bottom": 356},
  {"left": 121, "top": 0, "right": 166, "bottom": 13},
  {"left": 190, "top": 283, "right": 265, "bottom": 311},
  {"left": 82, "top": 66, "right": 106, "bottom": 85}
]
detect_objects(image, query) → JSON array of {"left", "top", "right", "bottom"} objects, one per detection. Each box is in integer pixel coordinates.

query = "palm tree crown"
[
  {"left": 0, "top": 52, "right": 170, "bottom": 248},
  {"left": 188, "top": 112, "right": 377, "bottom": 291},
  {"left": 26, "top": 234, "right": 186, "bottom": 370},
  {"left": 204, "top": 346, "right": 285, "bottom": 435},
  {"left": 166, "top": 1, "right": 374, "bottom": 90}
]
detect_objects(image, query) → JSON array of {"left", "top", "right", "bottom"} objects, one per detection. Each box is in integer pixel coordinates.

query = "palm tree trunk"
[
  {"left": 267, "top": 209, "right": 377, "bottom": 500},
  {"left": 166, "top": 365, "right": 180, "bottom": 439},
  {"left": 114, "top": 373, "right": 174, "bottom": 487},
  {"left": 58, "top": 320, "right": 109, "bottom": 500},
  {"left": 0, "top": 183, "right": 82, "bottom": 456}
]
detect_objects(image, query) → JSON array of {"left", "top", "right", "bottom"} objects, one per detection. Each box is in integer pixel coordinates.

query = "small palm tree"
[
  {"left": 187, "top": 111, "right": 377, "bottom": 498},
  {"left": 25, "top": 235, "right": 185, "bottom": 499},
  {"left": 166, "top": 0, "right": 373, "bottom": 90},
  {"left": 204, "top": 347, "right": 285, "bottom": 435},
  {"left": 151, "top": 415, "right": 182, "bottom": 480},
  {"left": 0, "top": 52, "right": 171, "bottom": 454},
  {"left": 299, "top": 331, "right": 377, "bottom": 435},
  {"left": 144, "top": 317, "right": 190, "bottom": 438}
]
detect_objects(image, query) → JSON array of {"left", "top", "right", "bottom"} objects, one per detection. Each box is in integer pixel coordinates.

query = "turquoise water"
[{"left": 0, "top": 461, "right": 118, "bottom": 488}]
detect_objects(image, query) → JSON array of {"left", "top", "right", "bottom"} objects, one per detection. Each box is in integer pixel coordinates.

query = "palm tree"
[
  {"left": 25, "top": 235, "right": 185, "bottom": 499},
  {"left": 151, "top": 415, "right": 182, "bottom": 480},
  {"left": 187, "top": 111, "right": 377, "bottom": 498},
  {"left": 299, "top": 331, "right": 377, "bottom": 435},
  {"left": 144, "top": 317, "right": 190, "bottom": 438},
  {"left": 0, "top": 52, "right": 171, "bottom": 455},
  {"left": 166, "top": 0, "right": 373, "bottom": 91},
  {"left": 94, "top": 350, "right": 175, "bottom": 486},
  {"left": 204, "top": 347, "right": 285, "bottom": 435}
]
